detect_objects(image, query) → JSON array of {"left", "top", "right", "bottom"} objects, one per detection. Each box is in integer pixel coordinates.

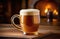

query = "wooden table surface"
[{"left": 0, "top": 24, "right": 60, "bottom": 39}]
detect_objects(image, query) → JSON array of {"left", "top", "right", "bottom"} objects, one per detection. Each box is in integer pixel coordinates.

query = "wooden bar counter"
[{"left": 0, "top": 24, "right": 60, "bottom": 39}]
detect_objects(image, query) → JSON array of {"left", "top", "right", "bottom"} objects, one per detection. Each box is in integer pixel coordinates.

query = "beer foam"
[{"left": 20, "top": 9, "right": 40, "bottom": 15}]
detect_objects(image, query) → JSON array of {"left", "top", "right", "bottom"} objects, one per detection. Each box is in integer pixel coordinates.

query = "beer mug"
[{"left": 11, "top": 9, "right": 40, "bottom": 35}]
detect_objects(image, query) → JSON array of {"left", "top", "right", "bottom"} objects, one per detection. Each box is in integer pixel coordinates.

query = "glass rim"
[{"left": 20, "top": 9, "right": 40, "bottom": 15}]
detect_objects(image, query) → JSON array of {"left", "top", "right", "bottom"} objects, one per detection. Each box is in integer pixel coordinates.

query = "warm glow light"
[
  {"left": 46, "top": 4, "right": 51, "bottom": 8},
  {"left": 45, "top": 4, "right": 58, "bottom": 15},
  {"left": 45, "top": 9, "right": 48, "bottom": 13},
  {"left": 53, "top": 10, "right": 58, "bottom": 15},
  {"left": 45, "top": 4, "right": 52, "bottom": 10},
  {"left": 45, "top": 4, "right": 52, "bottom": 13}
]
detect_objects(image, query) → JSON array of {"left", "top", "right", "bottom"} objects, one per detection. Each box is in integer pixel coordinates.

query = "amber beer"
[
  {"left": 20, "top": 9, "right": 40, "bottom": 35},
  {"left": 11, "top": 9, "right": 40, "bottom": 35}
]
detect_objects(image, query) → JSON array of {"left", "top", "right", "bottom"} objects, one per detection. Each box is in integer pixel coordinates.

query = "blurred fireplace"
[{"left": 33, "top": 0, "right": 59, "bottom": 19}]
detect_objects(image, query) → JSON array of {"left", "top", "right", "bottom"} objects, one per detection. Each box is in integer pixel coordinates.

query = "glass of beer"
[{"left": 11, "top": 9, "right": 40, "bottom": 35}]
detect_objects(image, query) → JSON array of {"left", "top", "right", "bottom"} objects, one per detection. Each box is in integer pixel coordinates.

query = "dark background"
[{"left": 0, "top": 0, "right": 60, "bottom": 24}]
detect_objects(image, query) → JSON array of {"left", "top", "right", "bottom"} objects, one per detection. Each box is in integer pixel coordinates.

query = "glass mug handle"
[{"left": 11, "top": 14, "right": 21, "bottom": 30}]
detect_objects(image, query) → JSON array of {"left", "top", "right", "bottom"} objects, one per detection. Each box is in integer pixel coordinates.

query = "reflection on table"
[{"left": 0, "top": 24, "right": 60, "bottom": 39}]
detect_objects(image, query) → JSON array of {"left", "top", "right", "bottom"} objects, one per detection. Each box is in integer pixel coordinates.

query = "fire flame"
[
  {"left": 53, "top": 10, "right": 58, "bottom": 15},
  {"left": 44, "top": 3, "right": 58, "bottom": 15},
  {"left": 45, "top": 9, "right": 58, "bottom": 15},
  {"left": 45, "top": 9, "right": 48, "bottom": 13}
]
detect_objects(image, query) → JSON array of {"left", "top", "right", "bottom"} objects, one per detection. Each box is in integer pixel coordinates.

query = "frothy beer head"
[{"left": 20, "top": 9, "right": 40, "bottom": 15}]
